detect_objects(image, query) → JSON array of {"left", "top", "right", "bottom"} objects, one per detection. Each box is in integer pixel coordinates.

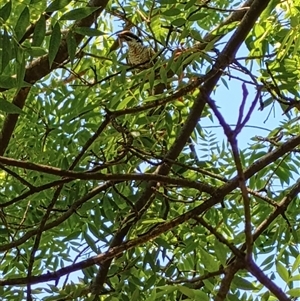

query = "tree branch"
[
  {"left": 247, "top": 258, "right": 291, "bottom": 301},
  {"left": 214, "top": 261, "right": 245, "bottom": 301}
]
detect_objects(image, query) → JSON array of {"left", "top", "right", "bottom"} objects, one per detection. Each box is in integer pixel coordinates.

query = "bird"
[
  {"left": 117, "top": 30, "right": 168, "bottom": 114},
  {"left": 117, "top": 30, "right": 156, "bottom": 69}
]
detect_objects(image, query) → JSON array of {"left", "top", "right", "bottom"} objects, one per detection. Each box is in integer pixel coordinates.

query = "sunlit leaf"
[{"left": 276, "top": 261, "right": 289, "bottom": 282}]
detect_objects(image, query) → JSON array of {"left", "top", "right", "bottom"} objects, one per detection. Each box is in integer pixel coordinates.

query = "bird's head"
[{"left": 117, "top": 31, "right": 143, "bottom": 45}]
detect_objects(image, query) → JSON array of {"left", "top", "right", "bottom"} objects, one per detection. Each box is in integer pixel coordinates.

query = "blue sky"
[{"left": 201, "top": 42, "right": 286, "bottom": 150}]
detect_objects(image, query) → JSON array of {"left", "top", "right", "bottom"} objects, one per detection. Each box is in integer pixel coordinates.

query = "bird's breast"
[{"left": 128, "top": 43, "right": 152, "bottom": 66}]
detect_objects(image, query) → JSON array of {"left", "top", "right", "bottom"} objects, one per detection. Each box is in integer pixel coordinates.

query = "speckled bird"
[{"left": 117, "top": 31, "right": 156, "bottom": 69}]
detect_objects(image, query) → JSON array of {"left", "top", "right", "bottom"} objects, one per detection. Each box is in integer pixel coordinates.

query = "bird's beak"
[
  {"left": 108, "top": 32, "right": 123, "bottom": 53},
  {"left": 117, "top": 34, "right": 123, "bottom": 44}
]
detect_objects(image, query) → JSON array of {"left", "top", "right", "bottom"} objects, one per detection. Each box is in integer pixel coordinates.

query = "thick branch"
[
  {"left": 247, "top": 258, "right": 291, "bottom": 301},
  {"left": 214, "top": 261, "right": 244, "bottom": 301},
  {"left": 0, "top": 157, "right": 216, "bottom": 193}
]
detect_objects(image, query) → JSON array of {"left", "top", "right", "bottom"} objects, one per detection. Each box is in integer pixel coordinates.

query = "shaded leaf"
[
  {"left": 172, "top": 18, "right": 186, "bottom": 27},
  {"left": 0, "top": 0, "right": 11, "bottom": 22},
  {"left": 24, "top": 46, "right": 47, "bottom": 56},
  {"left": 60, "top": 7, "right": 99, "bottom": 20},
  {"left": 1, "top": 29, "right": 11, "bottom": 72},
  {"left": 66, "top": 32, "right": 77, "bottom": 63},
  {"left": 0, "top": 98, "right": 24, "bottom": 114},
  {"left": 48, "top": 22, "right": 61, "bottom": 67},
  {"left": 162, "top": 8, "right": 181, "bottom": 16},
  {"left": 232, "top": 276, "right": 257, "bottom": 290},
  {"left": 188, "top": 13, "right": 207, "bottom": 22},
  {"left": 32, "top": 15, "right": 46, "bottom": 47},
  {"left": 73, "top": 27, "right": 106, "bottom": 36},
  {"left": 14, "top": 7, "right": 30, "bottom": 41},
  {"left": 46, "top": 0, "right": 70, "bottom": 12},
  {"left": 0, "top": 75, "right": 30, "bottom": 88}
]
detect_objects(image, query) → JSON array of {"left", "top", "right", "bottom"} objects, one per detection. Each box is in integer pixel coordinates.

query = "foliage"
[{"left": 0, "top": 0, "right": 299, "bottom": 300}]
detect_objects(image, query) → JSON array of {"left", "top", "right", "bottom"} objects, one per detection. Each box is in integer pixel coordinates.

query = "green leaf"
[
  {"left": 16, "top": 48, "right": 26, "bottom": 89},
  {"left": 260, "top": 255, "right": 275, "bottom": 269},
  {"left": 199, "top": 248, "right": 219, "bottom": 271},
  {"left": 32, "top": 15, "right": 46, "bottom": 47},
  {"left": 144, "top": 251, "right": 156, "bottom": 271},
  {"left": 0, "top": 75, "right": 29, "bottom": 88},
  {"left": 88, "top": 223, "right": 101, "bottom": 240},
  {"left": 232, "top": 276, "right": 257, "bottom": 290},
  {"left": 46, "top": 0, "right": 70, "bottom": 12},
  {"left": 14, "top": 260, "right": 25, "bottom": 272},
  {"left": 159, "top": 65, "right": 168, "bottom": 86},
  {"left": 144, "top": 275, "right": 156, "bottom": 291},
  {"left": 214, "top": 21, "right": 239, "bottom": 36},
  {"left": 154, "top": 237, "right": 171, "bottom": 249},
  {"left": 171, "top": 18, "right": 186, "bottom": 27},
  {"left": 260, "top": 0, "right": 281, "bottom": 21},
  {"left": 83, "top": 231, "right": 98, "bottom": 254},
  {"left": 162, "top": 8, "right": 181, "bottom": 16},
  {"left": 60, "top": 7, "right": 99, "bottom": 20},
  {"left": 0, "top": 228, "right": 9, "bottom": 235},
  {"left": 194, "top": 289, "right": 209, "bottom": 301},
  {"left": 0, "top": 0, "right": 11, "bottom": 22},
  {"left": 73, "top": 27, "right": 106, "bottom": 36},
  {"left": 287, "top": 288, "right": 300, "bottom": 297},
  {"left": 24, "top": 46, "right": 47, "bottom": 56},
  {"left": 0, "top": 98, "right": 24, "bottom": 114},
  {"left": 62, "top": 231, "right": 82, "bottom": 242},
  {"left": 292, "top": 253, "right": 300, "bottom": 273},
  {"left": 177, "top": 285, "right": 195, "bottom": 298},
  {"left": 214, "top": 239, "right": 228, "bottom": 265},
  {"left": 1, "top": 29, "right": 11, "bottom": 72},
  {"left": 276, "top": 261, "right": 289, "bottom": 282},
  {"left": 66, "top": 32, "right": 77, "bottom": 63},
  {"left": 141, "top": 218, "right": 165, "bottom": 224},
  {"left": 116, "top": 96, "right": 133, "bottom": 110},
  {"left": 289, "top": 274, "right": 300, "bottom": 281},
  {"left": 48, "top": 22, "right": 61, "bottom": 67},
  {"left": 155, "top": 285, "right": 177, "bottom": 298},
  {"left": 148, "top": 68, "right": 155, "bottom": 92},
  {"left": 158, "top": 0, "right": 177, "bottom": 4},
  {"left": 185, "top": 0, "right": 197, "bottom": 10},
  {"left": 188, "top": 12, "right": 207, "bottom": 21},
  {"left": 14, "top": 6, "right": 30, "bottom": 41}
]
